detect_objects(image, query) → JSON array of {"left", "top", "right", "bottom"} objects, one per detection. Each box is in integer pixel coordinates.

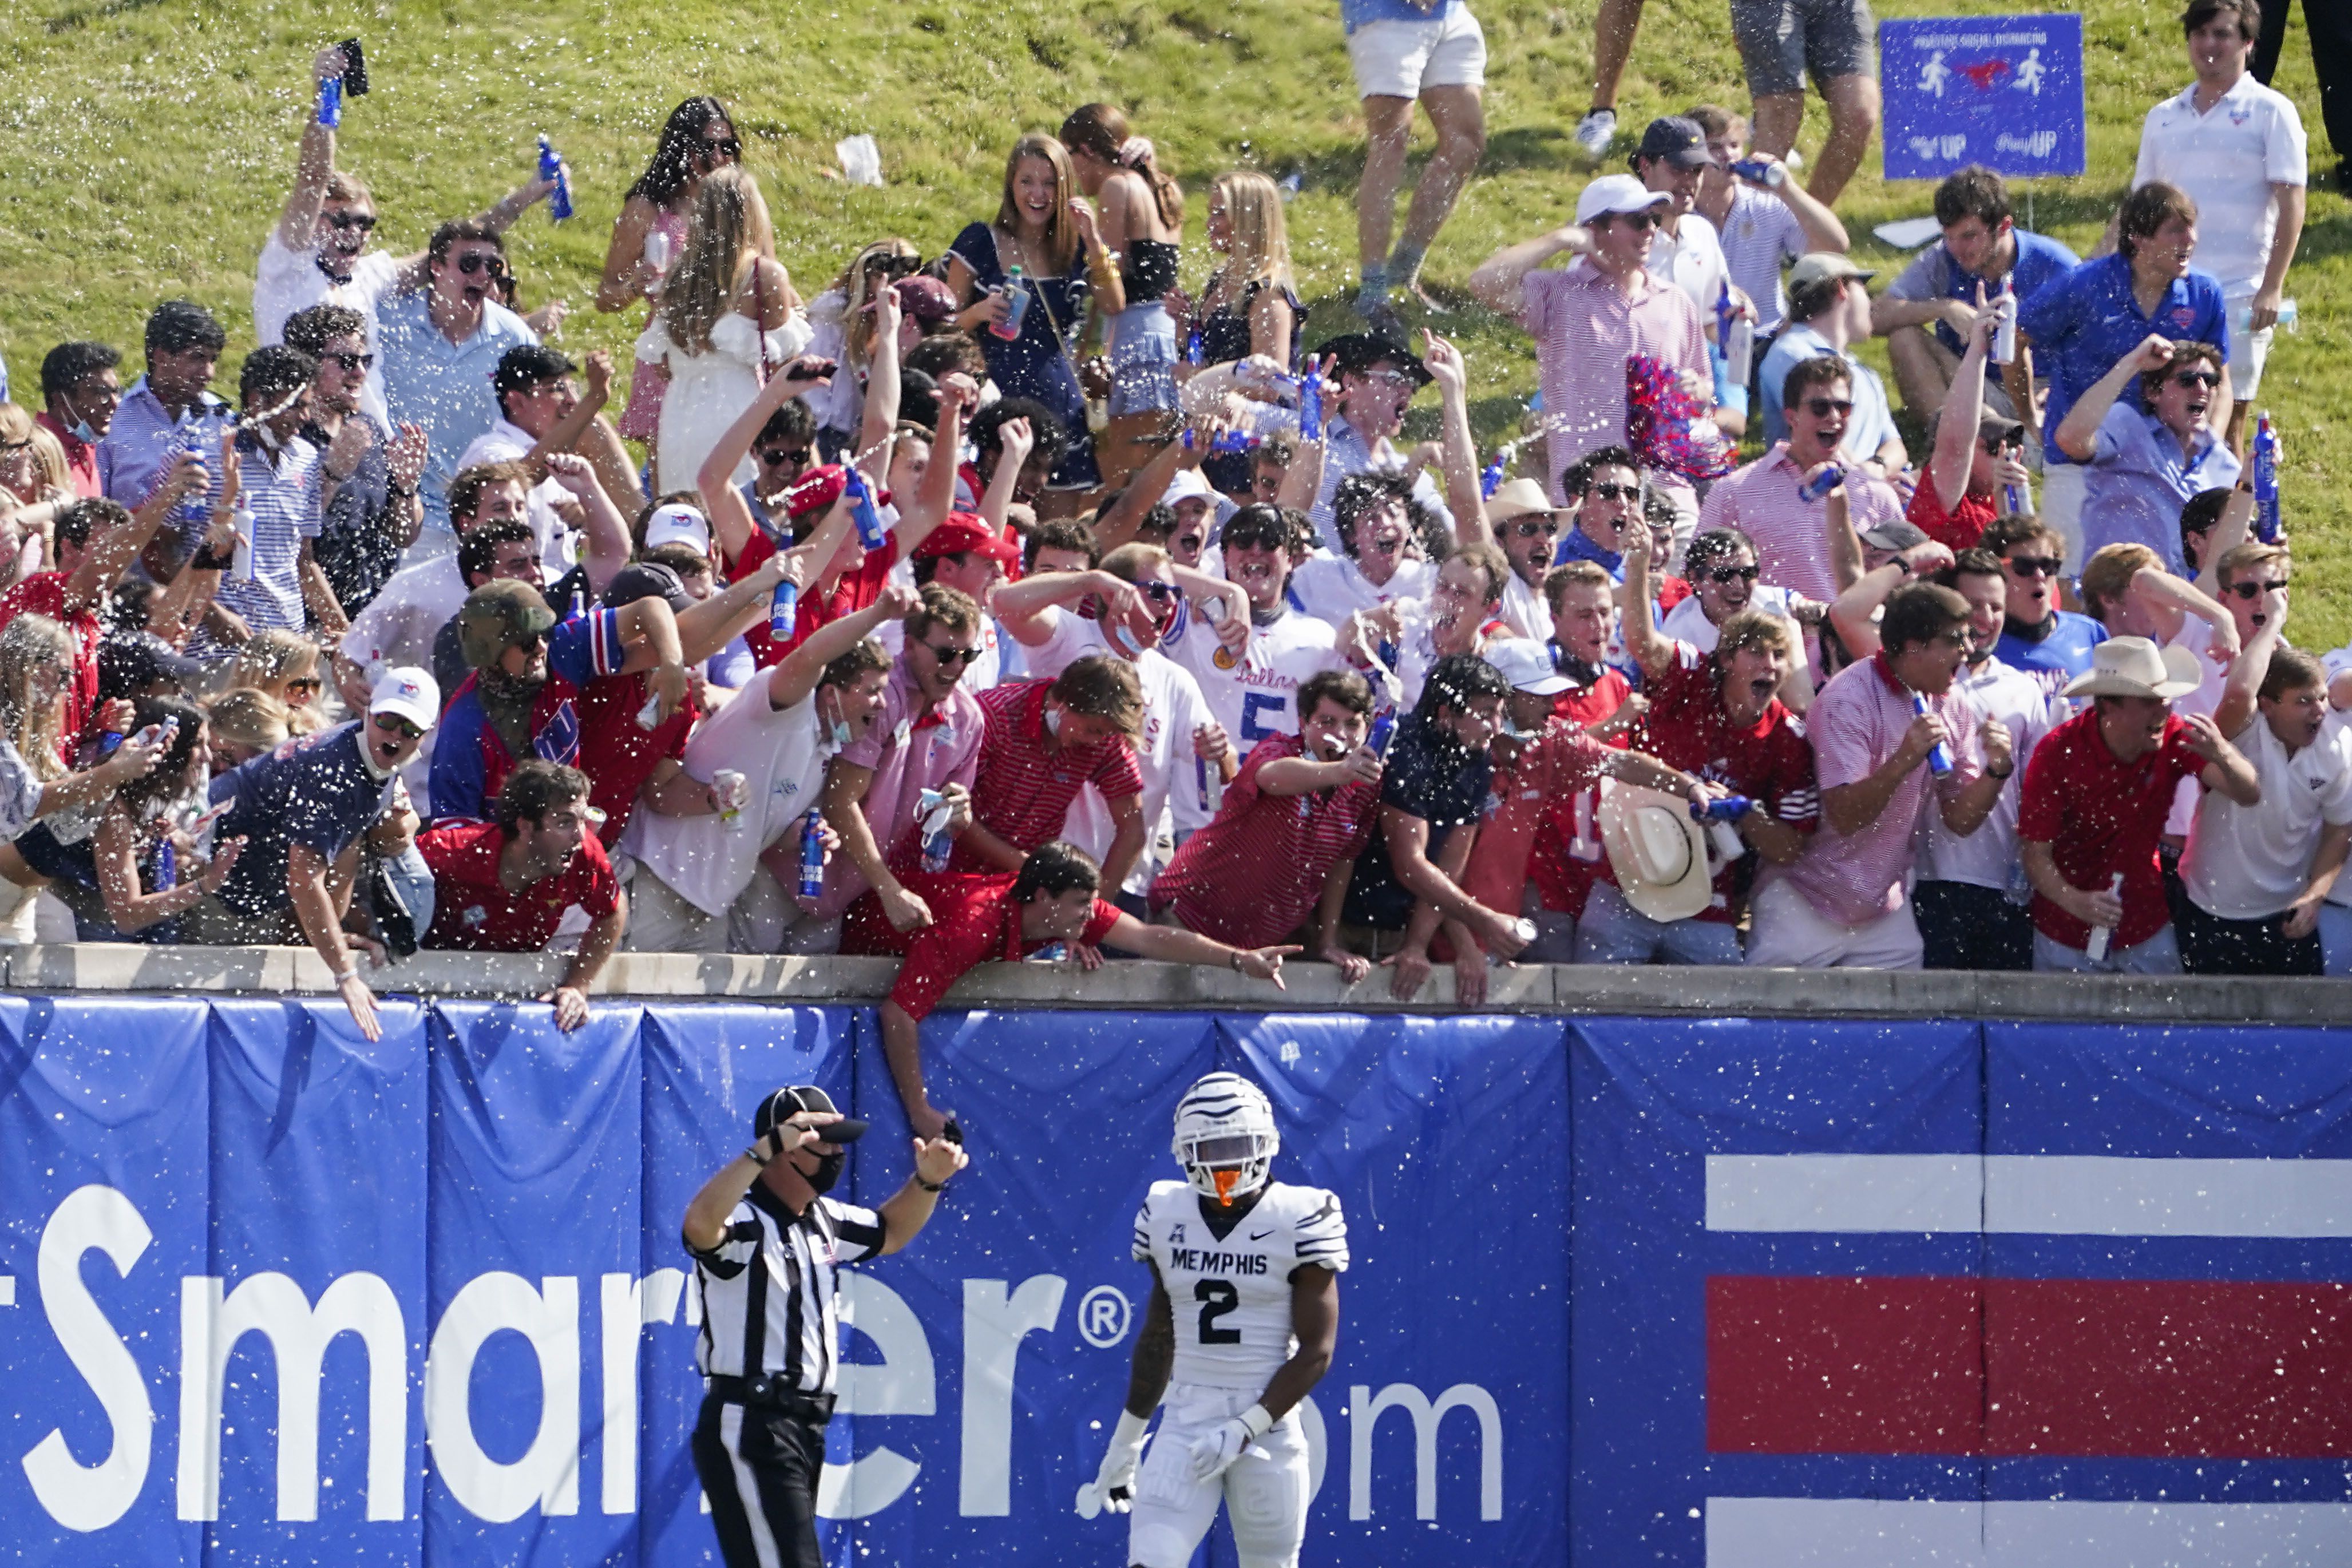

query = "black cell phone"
[
  {"left": 338, "top": 39, "right": 370, "bottom": 96},
  {"left": 785, "top": 358, "right": 838, "bottom": 384},
  {"left": 941, "top": 1118, "right": 963, "bottom": 1146}
]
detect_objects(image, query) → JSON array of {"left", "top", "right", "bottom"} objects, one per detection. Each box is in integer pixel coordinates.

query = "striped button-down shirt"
[
  {"left": 1714, "top": 185, "right": 1807, "bottom": 334},
  {"left": 1697, "top": 443, "right": 1903, "bottom": 603},
  {"left": 199, "top": 433, "right": 324, "bottom": 654},
  {"left": 690, "top": 1182, "right": 885, "bottom": 1394}
]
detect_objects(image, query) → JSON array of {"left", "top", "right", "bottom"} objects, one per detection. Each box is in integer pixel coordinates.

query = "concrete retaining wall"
[{"left": 0, "top": 943, "right": 2335, "bottom": 1023}]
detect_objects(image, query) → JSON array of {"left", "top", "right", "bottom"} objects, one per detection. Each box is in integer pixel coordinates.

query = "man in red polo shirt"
[
  {"left": 1150, "top": 668, "right": 1386, "bottom": 979},
  {"left": 698, "top": 357, "right": 961, "bottom": 667},
  {"left": 2018, "top": 635, "right": 2259, "bottom": 973},
  {"left": 419, "top": 759, "right": 626, "bottom": 1031},
  {"left": 880, "top": 842, "right": 1301, "bottom": 1137},
  {"left": 957, "top": 656, "right": 1148, "bottom": 886},
  {"left": 1907, "top": 304, "right": 2033, "bottom": 553},
  {"left": 1526, "top": 561, "right": 1642, "bottom": 959},
  {"left": 0, "top": 475, "right": 203, "bottom": 752},
  {"left": 1605, "top": 528, "right": 1819, "bottom": 964}
]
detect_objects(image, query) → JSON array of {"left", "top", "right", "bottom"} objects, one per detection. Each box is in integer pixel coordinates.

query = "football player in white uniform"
[{"left": 1079, "top": 1071, "right": 1347, "bottom": 1568}]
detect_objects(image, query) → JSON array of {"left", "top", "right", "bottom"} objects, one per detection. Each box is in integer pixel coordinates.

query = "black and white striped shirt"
[{"left": 690, "top": 1183, "right": 887, "bottom": 1395}]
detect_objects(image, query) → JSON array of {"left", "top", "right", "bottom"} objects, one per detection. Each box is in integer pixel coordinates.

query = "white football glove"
[
  {"left": 1076, "top": 1409, "right": 1151, "bottom": 1518},
  {"left": 1186, "top": 1403, "right": 1274, "bottom": 1483}
]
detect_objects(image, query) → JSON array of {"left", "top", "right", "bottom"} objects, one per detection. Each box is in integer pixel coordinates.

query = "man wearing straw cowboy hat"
[{"left": 2018, "top": 635, "right": 2261, "bottom": 973}]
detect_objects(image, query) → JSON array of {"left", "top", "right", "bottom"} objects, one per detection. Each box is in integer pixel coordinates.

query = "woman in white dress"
[{"left": 635, "top": 165, "right": 811, "bottom": 495}]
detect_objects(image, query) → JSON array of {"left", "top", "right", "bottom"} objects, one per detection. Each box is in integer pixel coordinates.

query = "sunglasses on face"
[
  {"left": 1803, "top": 398, "right": 1855, "bottom": 418},
  {"left": 1588, "top": 482, "right": 1641, "bottom": 502},
  {"left": 2005, "top": 555, "right": 2065, "bottom": 577},
  {"left": 373, "top": 713, "right": 425, "bottom": 742},
  {"left": 1135, "top": 580, "right": 1184, "bottom": 604},
  {"left": 1981, "top": 437, "right": 2024, "bottom": 456},
  {"left": 2224, "top": 578, "right": 2290, "bottom": 599},
  {"left": 2170, "top": 370, "right": 2223, "bottom": 390},
  {"left": 323, "top": 351, "right": 375, "bottom": 373},
  {"left": 696, "top": 135, "right": 742, "bottom": 160},
  {"left": 284, "top": 676, "right": 323, "bottom": 696},
  {"left": 453, "top": 252, "right": 508, "bottom": 278},
  {"left": 1611, "top": 212, "right": 1662, "bottom": 231},
  {"left": 760, "top": 446, "right": 813, "bottom": 467},
  {"left": 323, "top": 212, "right": 378, "bottom": 232},
  {"left": 1508, "top": 516, "right": 1562, "bottom": 538},
  {"left": 1706, "top": 564, "right": 1761, "bottom": 585},
  {"left": 0, "top": 439, "right": 29, "bottom": 454},
  {"left": 865, "top": 254, "right": 920, "bottom": 279},
  {"left": 920, "top": 642, "right": 981, "bottom": 666}
]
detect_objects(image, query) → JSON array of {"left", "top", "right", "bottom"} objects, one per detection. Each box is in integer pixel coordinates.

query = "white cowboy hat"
[
  {"left": 2059, "top": 636, "right": 2203, "bottom": 702},
  {"left": 1486, "top": 477, "right": 1564, "bottom": 522},
  {"left": 1598, "top": 778, "right": 1713, "bottom": 924}
]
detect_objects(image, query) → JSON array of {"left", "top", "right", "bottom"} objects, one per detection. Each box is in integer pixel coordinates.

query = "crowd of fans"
[{"left": 0, "top": 2, "right": 2343, "bottom": 1119}]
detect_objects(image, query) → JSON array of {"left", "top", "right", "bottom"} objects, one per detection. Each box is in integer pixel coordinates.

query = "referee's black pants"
[{"left": 693, "top": 1388, "right": 831, "bottom": 1568}]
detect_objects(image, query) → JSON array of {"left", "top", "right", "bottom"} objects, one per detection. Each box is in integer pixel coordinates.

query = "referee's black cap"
[{"left": 754, "top": 1086, "right": 868, "bottom": 1144}]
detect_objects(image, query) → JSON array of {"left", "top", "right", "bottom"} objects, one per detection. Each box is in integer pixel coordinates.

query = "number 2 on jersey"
[{"left": 1194, "top": 1278, "right": 1241, "bottom": 1343}]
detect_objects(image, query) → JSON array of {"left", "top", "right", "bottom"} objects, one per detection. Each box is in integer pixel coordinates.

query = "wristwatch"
[{"left": 916, "top": 1171, "right": 949, "bottom": 1193}]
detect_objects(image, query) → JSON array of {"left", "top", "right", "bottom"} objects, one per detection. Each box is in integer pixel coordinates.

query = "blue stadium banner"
[
  {"left": 1880, "top": 14, "right": 2086, "bottom": 181},
  {"left": 6, "top": 997, "right": 2352, "bottom": 1567}
]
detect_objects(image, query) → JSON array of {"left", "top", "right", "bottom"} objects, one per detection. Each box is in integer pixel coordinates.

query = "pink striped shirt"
[
  {"left": 1774, "top": 653, "right": 1984, "bottom": 926},
  {"left": 1521, "top": 259, "right": 1707, "bottom": 502},
  {"left": 1697, "top": 443, "right": 1904, "bottom": 603}
]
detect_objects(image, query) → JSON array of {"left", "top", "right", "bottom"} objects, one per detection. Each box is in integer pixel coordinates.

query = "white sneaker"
[{"left": 1574, "top": 108, "right": 1617, "bottom": 157}]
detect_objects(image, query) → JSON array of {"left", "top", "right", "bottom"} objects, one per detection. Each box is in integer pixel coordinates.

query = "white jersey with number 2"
[{"left": 1132, "top": 1179, "right": 1348, "bottom": 1391}]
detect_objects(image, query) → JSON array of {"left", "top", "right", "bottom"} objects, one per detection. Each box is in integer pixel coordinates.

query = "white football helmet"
[{"left": 1171, "top": 1072, "right": 1280, "bottom": 1206}]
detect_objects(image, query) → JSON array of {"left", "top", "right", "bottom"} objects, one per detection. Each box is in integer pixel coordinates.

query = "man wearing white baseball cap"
[
  {"left": 1468, "top": 173, "right": 1707, "bottom": 514},
  {"left": 192, "top": 665, "right": 443, "bottom": 1042}
]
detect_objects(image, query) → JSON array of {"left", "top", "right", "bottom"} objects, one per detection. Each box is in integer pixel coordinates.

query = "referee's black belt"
[{"left": 705, "top": 1375, "right": 836, "bottom": 1418}]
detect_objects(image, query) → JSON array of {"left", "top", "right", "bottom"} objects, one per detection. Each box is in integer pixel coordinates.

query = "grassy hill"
[{"left": 2, "top": 0, "right": 2344, "bottom": 639}]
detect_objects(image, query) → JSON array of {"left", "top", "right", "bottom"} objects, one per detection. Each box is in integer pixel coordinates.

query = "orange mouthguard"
[{"left": 1213, "top": 1169, "right": 1240, "bottom": 1206}]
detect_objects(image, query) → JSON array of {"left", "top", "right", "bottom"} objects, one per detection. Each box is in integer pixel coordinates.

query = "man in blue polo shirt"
[
  {"left": 1875, "top": 165, "right": 2078, "bottom": 421},
  {"left": 2055, "top": 336, "right": 2240, "bottom": 574},
  {"left": 1983, "top": 514, "right": 2108, "bottom": 704},
  {"left": 2016, "top": 181, "right": 2227, "bottom": 575}
]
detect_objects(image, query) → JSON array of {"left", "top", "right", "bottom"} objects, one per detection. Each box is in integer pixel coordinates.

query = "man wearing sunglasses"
[
  {"left": 1908, "top": 303, "right": 2036, "bottom": 555},
  {"left": 284, "top": 303, "right": 427, "bottom": 616},
  {"left": 460, "top": 343, "right": 643, "bottom": 583},
  {"left": 1164, "top": 504, "right": 1351, "bottom": 769},
  {"left": 1470, "top": 175, "right": 1706, "bottom": 520},
  {"left": 2056, "top": 335, "right": 2240, "bottom": 575},
  {"left": 258, "top": 45, "right": 563, "bottom": 427},
  {"left": 1985, "top": 514, "right": 2111, "bottom": 702},
  {"left": 1758, "top": 255, "right": 1905, "bottom": 482},
  {"left": 379, "top": 220, "right": 545, "bottom": 549},
  {"left": 1701, "top": 354, "right": 1904, "bottom": 603},
  {"left": 193, "top": 667, "right": 441, "bottom": 1042},
  {"left": 1659, "top": 528, "right": 1816, "bottom": 711}
]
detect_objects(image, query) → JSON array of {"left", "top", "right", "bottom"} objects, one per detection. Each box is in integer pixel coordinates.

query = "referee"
[{"left": 680, "top": 1084, "right": 968, "bottom": 1567}]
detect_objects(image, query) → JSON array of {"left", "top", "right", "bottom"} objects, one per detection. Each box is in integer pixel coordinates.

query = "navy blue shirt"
[
  {"left": 2016, "top": 252, "right": 2229, "bottom": 467},
  {"left": 208, "top": 722, "right": 401, "bottom": 916},
  {"left": 1994, "top": 611, "right": 2109, "bottom": 703},
  {"left": 1341, "top": 711, "right": 1495, "bottom": 931},
  {"left": 1554, "top": 525, "right": 1626, "bottom": 579}
]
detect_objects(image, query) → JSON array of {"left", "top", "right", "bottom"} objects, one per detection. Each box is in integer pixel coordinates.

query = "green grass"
[{"left": 1, "top": 0, "right": 2344, "bottom": 638}]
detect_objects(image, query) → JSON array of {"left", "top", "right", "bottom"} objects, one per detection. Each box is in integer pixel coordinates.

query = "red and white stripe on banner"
[{"left": 1703, "top": 1155, "right": 2352, "bottom": 1565}]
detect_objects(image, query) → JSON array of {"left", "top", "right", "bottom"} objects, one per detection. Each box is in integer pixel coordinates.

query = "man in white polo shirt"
[{"left": 2119, "top": 0, "right": 2307, "bottom": 454}]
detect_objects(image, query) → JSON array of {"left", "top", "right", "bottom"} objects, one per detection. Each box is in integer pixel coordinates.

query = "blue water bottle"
[
  {"left": 769, "top": 577, "right": 798, "bottom": 642},
  {"left": 1367, "top": 709, "right": 1397, "bottom": 758},
  {"left": 1911, "top": 694, "right": 1954, "bottom": 776},
  {"left": 1479, "top": 450, "right": 1507, "bottom": 500},
  {"left": 1297, "top": 371, "right": 1322, "bottom": 441},
  {"left": 1798, "top": 464, "right": 1844, "bottom": 503},
  {"left": 798, "top": 809, "right": 826, "bottom": 899},
  {"left": 1186, "top": 327, "right": 1205, "bottom": 367},
  {"left": 318, "top": 74, "right": 342, "bottom": 128},
  {"left": 537, "top": 136, "right": 572, "bottom": 220},
  {"left": 917, "top": 788, "right": 953, "bottom": 873},
  {"left": 2251, "top": 412, "right": 2280, "bottom": 544},
  {"left": 843, "top": 466, "right": 889, "bottom": 551}
]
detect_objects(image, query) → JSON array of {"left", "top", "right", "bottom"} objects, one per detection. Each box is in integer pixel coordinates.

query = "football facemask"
[{"left": 1171, "top": 1073, "right": 1280, "bottom": 1206}]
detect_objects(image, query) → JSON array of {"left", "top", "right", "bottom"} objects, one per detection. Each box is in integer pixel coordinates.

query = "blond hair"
[
  {"left": 2079, "top": 543, "right": 2161, "bottom": 621},
  {"left": 230, "top": 628, "right": 318, "bottom": 691},
  {"left": 203, "top": 687, "right": 291, "bottom": 754},
  {"left": 994, "top": 134, "right": 1080, "bottom": 275},
  {"left": 1209, "top": 172, "right": 1295, "bottom": 292},
  {"left": 825, "top": 237, "right": 921, "bottom": 370},
  {"left": 662, "top": 165, "right": 777, "bottom": 355},
  {"left": 0, "top": 403, "right": 71, "bottom": 498},
  {"left": 0, "top": 614, "right": 74, "bottom": 782}
]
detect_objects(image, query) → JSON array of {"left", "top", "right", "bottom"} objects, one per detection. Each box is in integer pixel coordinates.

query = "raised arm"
[
  {"left": 2211, "top": 588, "right": 2284, "bottom": 741},
  {"left": 543, "top": 453, "right": 632, "bottom": 594},
  {"left": 274, "top": 47, "right": 346, "bottom": 252},
  {"left": 856, "top": 287, "right": 905, "bottom": 462},
  {"left": 2195, "top": 487, "right": 2257, "bottom": 598},
  {"left": 765, "top": 580, "right": 917, "bottom": 712},
  {"left": 1420, "top": 331, "right": 1489, "bottom": 546},
  {"left": 699, "top": 359, "right": 833, "bottom": 564},
  {"left": 1617, "top": 524, "right": 1673, "bottom": 679},
  {"left": 1467, "top": 225, "right": 1589, "bottom": 317},
  {"left": 1766, "top": 156, "right": 1848, "bottom": 252},
  {"left": 1930, "top": 294, "right": 1997, "bottom": 514},
  {"left": 2055, "top": 335, "right": 2173, "bottom": 464}
]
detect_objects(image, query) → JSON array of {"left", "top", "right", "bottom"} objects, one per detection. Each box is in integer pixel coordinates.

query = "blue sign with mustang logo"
[{"left": 1880, "top": 13, "right": 2085, "bottom": 180}]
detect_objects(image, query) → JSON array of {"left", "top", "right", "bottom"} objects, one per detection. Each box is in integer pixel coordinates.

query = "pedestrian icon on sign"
[
  {"left": 2014, "top": 46, "right": 2045, "bottom": 94},
  {"left": 1919, "top": 49, "right": 1951, "bottom": 98}
]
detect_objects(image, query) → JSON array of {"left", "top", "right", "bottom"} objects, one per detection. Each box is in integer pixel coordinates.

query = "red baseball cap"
[
  {"left": 779, "top": 464, "right": 848, "bottom": 519},
  {"left": 914, "top": 512, "right": 1020, "bottom": 567}
]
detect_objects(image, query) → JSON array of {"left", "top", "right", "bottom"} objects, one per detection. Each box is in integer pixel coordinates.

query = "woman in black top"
[
  {"left": 1061, "top": 104, "right": 1185, "bottom": 492},
  {"left": 1188, "top": 171, "right": 1305, "bottom": 492},
  {"left": 945, "top": 133, "right": 1120, "bottom": 506}
]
